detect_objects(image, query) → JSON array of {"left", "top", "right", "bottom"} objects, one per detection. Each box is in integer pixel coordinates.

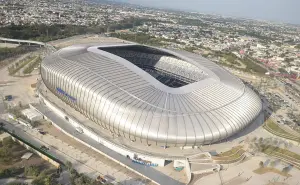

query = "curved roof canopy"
[{"left": 41, "top": 43, "right": 262, "bottom": 146}]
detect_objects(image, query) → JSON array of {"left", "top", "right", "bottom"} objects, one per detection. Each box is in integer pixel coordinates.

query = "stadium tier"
[{"left": 41, "top": 43, "right": 262, "bottom": 146}]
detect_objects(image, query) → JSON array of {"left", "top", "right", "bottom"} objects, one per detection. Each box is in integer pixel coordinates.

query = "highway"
[
  {"left": 0, "top": 37, "right": 57, "bottom": 52},
  {"left": 0, "top": 37, "right": 45, "bottom": 46}
]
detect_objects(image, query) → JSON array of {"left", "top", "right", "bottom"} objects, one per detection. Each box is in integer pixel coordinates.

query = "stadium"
[{"left": 40, "top": 43, "right": 262, "bottom": 147}]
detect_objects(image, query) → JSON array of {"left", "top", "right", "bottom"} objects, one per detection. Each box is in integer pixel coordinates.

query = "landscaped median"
[
  {"left": 261, "top": 145, "right": 300, "bottom": 169},
  {"left": 253, "top": 167, "right": 291, "bottom": 177},
  {"left": 212, "top": 146, "right": 246, "bottom": 164},
  {"left": 23, "top": 56, "right": 42, "bottom": 74},
  {"left": 263, "top": 119, "right": 300, "bottom": 143},
  {"left": 8, "top": 55, "right": 38, "bottom": 76}
]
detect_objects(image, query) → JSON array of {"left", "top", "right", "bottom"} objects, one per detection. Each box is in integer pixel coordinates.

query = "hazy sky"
[{"left": 126, "top": 0, "right": 300, "bottom": 24}]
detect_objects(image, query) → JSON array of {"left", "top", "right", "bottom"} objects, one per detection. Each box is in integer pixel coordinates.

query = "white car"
[{"left": 75, "top": 127, "right": 83, "bottom": 134}]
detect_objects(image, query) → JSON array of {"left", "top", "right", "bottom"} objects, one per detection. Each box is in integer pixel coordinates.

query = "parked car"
[
  {"left": 40, "top": 145, "right": 49, "bottom": 151},
  {"left": 4, "top": 95, "right": 12, "bottom": 101},
  {"left": 75, "top": 127, "right": 83, "bottom": 134},
  {"left": 39, "top": 131, "right": 47, "bottom": 135},
  {"left": 96, "top": 175, "right": 107, "bottom": 183}
]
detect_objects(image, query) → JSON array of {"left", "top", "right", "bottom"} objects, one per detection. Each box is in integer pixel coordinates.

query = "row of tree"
[
  {"left": 23, "top": 56, "right": 42, "bottom": 74},
  {"left": 0, "top": 17, "right": 147, "bottom": 42},
  {"left": 65, "top": 161, "right": 111, "bottom": 185},
  {"left": 258, "top": 160, "right": 291, "bottom": 173},
  {"left": 0, "top": 47, "right": 29, "bottom": 61}
]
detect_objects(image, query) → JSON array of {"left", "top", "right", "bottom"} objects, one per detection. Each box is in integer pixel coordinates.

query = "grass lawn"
[
  {"left": 216, "top": 146, "right": 243, "bottom": 157},
  {"left": 264, "top": 119, "right": 300, "bottom": 142},
  {"left": 265, "top": 120, "right": 289, "bottom": 134},
  {"left": 253, "top": 167, "right": 291, "bottom": 177},
  {"left": 23, "top": 56, "right": 41, "bottom": 74},
  {"left": 212, "top": 146, "right": 245, "bottom": 161},
  {"left": 262, "top": 145, "right": 300, "bottom": 162}
]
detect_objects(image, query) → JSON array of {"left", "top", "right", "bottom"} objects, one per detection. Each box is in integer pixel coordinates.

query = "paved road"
[{"left": 33, "top": 104, "right": 184, "bottom": 185}]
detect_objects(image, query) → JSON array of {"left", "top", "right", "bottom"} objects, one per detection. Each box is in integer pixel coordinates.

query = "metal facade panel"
[{"left": 41, "top": 44, "right": 262, "bottom": 146}]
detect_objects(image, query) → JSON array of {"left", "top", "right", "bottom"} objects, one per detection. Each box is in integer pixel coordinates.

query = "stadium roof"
[{"left": 41, "top": 43, "right": 262, "bottom": 146}]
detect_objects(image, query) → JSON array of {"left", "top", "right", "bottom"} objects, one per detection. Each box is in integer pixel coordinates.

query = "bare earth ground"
[
  {"left": 0, "top": 55, "right": 40, "bottom": 107},
  {"left": 48, "top": 34, "right": 131, "bottom": 48}
]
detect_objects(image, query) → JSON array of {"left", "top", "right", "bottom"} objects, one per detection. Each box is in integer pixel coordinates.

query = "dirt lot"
[{"left": 48, "top": 34, "right": 128, "bottom": 48}]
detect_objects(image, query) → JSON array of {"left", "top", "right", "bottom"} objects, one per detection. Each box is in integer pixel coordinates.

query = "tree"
[
  {"left": 0, "top": 146, "right": 12, "bottom": 162},
  {"left": 25, "top": 166, "right": 40, "bottom": 177},
  {"left": 7, "top": 182, "right": 28, "bottom": 185},
  {"left": 263, "top": 138, "right": 271, "bottom": 145},
  {"left": 44, "top": 175, "right": 54, "bottom": 185},
  {"left": 259, "top": 161, "right": 264, "bottom": 168},
  {"left": 282, "top": 166, "right": 290, "bottom": 174},
  {"left": 32, "top": 177, "right": 44, "bottom": 185},
  {"left": 251, "top": 137, "right": 257, "bottom": 142},
  {"left": 2, "top": 137, "right": 14, "bottom": 147},
  {"left": 18, "top": 101, "right": 22, "bottom": 108},
  {"left": 65, "top": 161, "right": 72, "bottom": 171}
]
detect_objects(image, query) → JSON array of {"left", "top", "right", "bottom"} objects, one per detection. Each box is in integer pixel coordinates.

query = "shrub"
[
  {"left": 0, "top": 146, "right": 12, "bottom": 163},
  {"left": 282, "top": 166, "right": 290, "bottom": 173},
  {"left": 25, "top": 166, "right": 40, "bottom": 177},
  {"left": 7, "top": 182, "right": 28, "bottom": 185},
  {"left": 65, "top": 161, "right": 72, "bottom": 171},
  {"left": 0, "top": 168, "right": 23, "bottom": 178},
  {"left": 2, "top": 137, "right": 14, "bottom": 147},
  {"left": 259, "top": 161, "right": 264, "bottom": 168}
]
